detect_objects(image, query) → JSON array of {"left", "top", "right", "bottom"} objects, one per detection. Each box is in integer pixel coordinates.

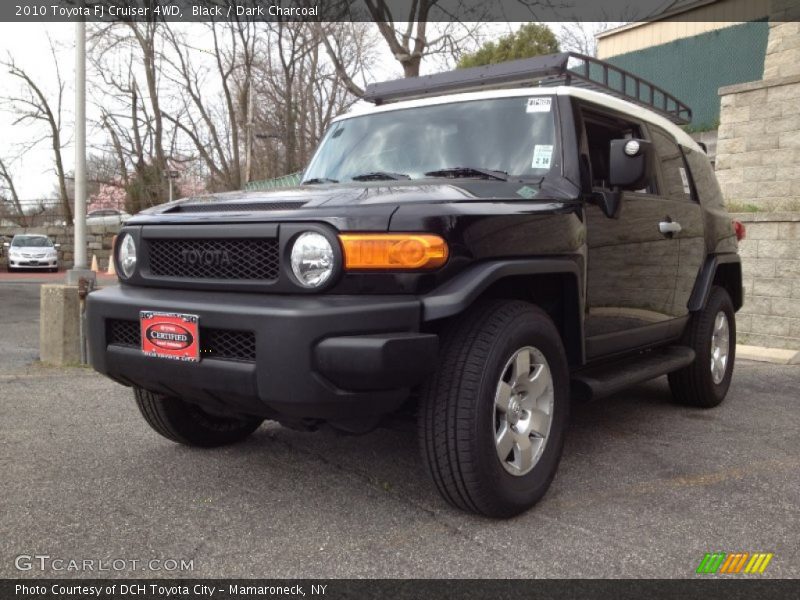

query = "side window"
[
  {"left": 682, "top": 145, "right": 725, "bottom": 207},
  {"left": 649, "top": 126, "right": 692, "bottom": 202},
  {"left": 580, "top": 108, "right": 656, "bottom": 193}
]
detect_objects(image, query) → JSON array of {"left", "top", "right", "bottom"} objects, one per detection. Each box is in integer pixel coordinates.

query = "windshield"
[
  {"left": 12, "top": 236, "right": 53, "bottom": 248},
  {"left": 303, "top": 96, "right": 558, "bottom": 183}
]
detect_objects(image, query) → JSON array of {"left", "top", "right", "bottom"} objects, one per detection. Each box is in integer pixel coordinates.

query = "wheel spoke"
[
  {"left": 513, "top": 434, "right": 534, "bottom": 472},
  {"left": 495, "top": 381, "right": 512, "bottom": 413},
  {"left": 513, "top": 349, "right": 531, "bottom": 384},
  {"left": 524, "top": 364, "right": 549, "bottom": 402},
  {"left": 528, "top": 408, "right": 551, "bottom": 438},
  {"left": 495, "top": 424, "right": 514, "bottom": 460}
]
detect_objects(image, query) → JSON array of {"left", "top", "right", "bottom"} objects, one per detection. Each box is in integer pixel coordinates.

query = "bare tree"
[
  {"left": 317, "top": 3, "right": 489, "bottom": 99},
  {"left": 90, "top": 22, "right": 172, "bottom": 211},
  {"left": 557, "top": 22, "right": 616, "bottom": 57},
  {"left": 252, "top": 22, "right": 370, "bottom": 178},
  {"left": 0, "top": 157, "right": 27, "bottom": 226},
  {"left": 160, "top": 20, "right": 256, "bottom": 190},
  {"left": 315, "top": 22, "right": 379, "bottom": 97},
  {"left": 357, "top": 1, "right": 490, "bottom": 77},
  {"left": 85, "top": 18, "right": 378, "bottom": 198},
  {"left": 1, "top": 39, "right": 71, "bottom": 222}
]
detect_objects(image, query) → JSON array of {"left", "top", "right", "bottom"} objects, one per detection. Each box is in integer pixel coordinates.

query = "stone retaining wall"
[
  {"left": 732, "top": 212, "right": 800, "bottom": 350},
  {"left": 0, "top": 225, "right": 120, "bottom": 271},
  {"left": 715, "top": 73, "right": 800, "bottom": 213},
  {"left": 716, "top": 10, "right": 800, "bottom": 351}
]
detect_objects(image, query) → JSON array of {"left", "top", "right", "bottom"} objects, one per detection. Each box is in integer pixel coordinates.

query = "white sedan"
[{"left": 4, "top": 234, "right": 60, "bottom": 272}]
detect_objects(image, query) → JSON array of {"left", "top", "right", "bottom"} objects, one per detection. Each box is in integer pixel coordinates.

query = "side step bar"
[{"left": 571, "top": 346, "right": 696, "bottom": 402}]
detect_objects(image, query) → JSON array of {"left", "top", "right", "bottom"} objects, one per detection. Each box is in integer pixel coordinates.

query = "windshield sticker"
[
  {"left": 526, "top": 98, "right": 551, "bottom": 113},
  {"left": 679, "top": 167, "right": 691, "bottom": 195},
  {"left": 516, "top": 186, "right": 538, "bottom": 199},
  {"left": 532, "top": 144, "right": 553, "bottom": 169}
]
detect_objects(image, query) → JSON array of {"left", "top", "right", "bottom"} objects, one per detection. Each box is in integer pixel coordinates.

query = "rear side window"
[
  {"left": 649, "top": 126, "right": 692, "bottom": 202},
  {"left": 682, "top": 145, "right": 725, "bottom": 207},
  {"left": 579, "top": 108, "right": 656, "bottom": 194}
]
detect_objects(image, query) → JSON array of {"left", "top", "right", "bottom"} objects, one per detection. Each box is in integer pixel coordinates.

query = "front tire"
[
  {"left": 668, "top": 286, "right": 736, "bottom": 408},
  {"left": 134, "top": 387, "right": 263, "bottom": 447},
  {"left": 419, "top": 300, "right": 569, "bottom": 518}
]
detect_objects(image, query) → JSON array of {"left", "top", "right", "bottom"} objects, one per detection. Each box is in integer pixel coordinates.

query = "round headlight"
[
  {"left": 290, "top": 232, "right": 335, "bottom": 288},
  {"left": 117, "top": 233, "right": 137, "bottom": 278}
]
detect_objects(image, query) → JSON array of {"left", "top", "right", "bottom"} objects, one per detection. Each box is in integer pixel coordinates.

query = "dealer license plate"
[{"left": 140, "top": 311, "right": 200, "bottom": 362}]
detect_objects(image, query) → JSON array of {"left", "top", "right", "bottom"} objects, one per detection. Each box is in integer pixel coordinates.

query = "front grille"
[
  {"left": 172, "top": 201, "right": 306, "bottom": 213},
  {"left": 107, "top": 319, "right": 141, "bottom": 347},
  {"left": 201, "top": 328, "right": 256, "bottom": 362},
  {"left": 148, "top": 238, "right": 279, "bottom": 281},
  {"left": 106, "top": 319, "right": 256, "bottom": 362}
]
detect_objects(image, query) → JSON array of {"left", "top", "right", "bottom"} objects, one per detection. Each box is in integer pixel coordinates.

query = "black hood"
[
  {"left": 143, "top": 178, "right": 578, "bottom": 211},
  {"left": 129, "top": 177, "right": 579, "bottom": 229}
]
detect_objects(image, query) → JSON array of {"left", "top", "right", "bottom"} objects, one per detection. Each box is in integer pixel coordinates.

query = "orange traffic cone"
[
  {"left": 107, "top": 235, "right": 117, "bottom": 275},
  {"left": 90, "top": 254, "right": 99, "bottom": 272}
]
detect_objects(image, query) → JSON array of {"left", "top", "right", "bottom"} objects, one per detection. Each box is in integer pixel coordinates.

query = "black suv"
[{"left": 87, "top": 54, "right": 743, "bottom": 517}]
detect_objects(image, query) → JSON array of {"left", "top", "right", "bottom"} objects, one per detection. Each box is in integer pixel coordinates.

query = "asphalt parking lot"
[{"left": 1, "top": 281, "right": 798, "bottom": 579}]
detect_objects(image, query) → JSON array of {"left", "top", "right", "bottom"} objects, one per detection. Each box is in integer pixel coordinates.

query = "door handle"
[{"left": 659, "top": 221, "right": 682, "bottom": 235}]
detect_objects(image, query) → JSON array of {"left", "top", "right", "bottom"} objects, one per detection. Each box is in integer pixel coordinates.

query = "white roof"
[{"left": 336, "top": 86, "right": 700, "bottom": 152}]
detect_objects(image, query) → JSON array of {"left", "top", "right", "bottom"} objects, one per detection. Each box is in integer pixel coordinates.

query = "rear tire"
[
  {"left": 134, "top": 387, "right": 263, "bottom": 447},
  {"left": 419, "top": 300, "right": 569, "bottom": 518},
  {"left": 668, "top": 286, "right": 736, "bottom": 408}
]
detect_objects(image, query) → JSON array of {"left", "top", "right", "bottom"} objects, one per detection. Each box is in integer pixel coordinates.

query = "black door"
[{"left": 578, "top": 105, "right": 701, "bottom": 359}]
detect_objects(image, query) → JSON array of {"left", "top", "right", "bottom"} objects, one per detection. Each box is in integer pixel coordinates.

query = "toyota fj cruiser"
[{"left": 88, "top": 53, "right": 743, "bottom": 517}]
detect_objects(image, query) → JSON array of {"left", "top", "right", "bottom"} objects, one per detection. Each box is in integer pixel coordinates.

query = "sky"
[{"left": 0, "top": 21, "right": 540, "bottom": 201}]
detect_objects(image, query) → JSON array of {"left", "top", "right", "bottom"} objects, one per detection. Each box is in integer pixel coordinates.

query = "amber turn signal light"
[{"left": 338, "top": 234, "right": 449, "bottom": 270}]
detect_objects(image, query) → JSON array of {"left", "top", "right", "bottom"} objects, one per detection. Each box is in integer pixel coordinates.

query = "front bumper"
[
  {"left": 9, "top": 258, "right": 58, "bottom": 269},
  {"left": 87, "top": 285, "right": 437, "bottom": 420}
]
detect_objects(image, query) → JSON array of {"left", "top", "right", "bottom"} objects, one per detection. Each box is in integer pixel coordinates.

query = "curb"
[{"left": 736, "top": 344, "right": 800, "bottom": 365}]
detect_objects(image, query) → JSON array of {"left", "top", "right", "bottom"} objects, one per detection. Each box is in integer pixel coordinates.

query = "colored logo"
[
  {"left": 145, "top": 323, "right": 194, "bottom": 350},
  {"left": 696, "top": 552, "right": 774, "bottom": 574}
]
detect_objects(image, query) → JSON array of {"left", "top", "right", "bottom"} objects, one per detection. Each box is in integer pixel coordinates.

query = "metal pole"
[
  {"left": 67, "top": 18, "right": 93, "bottom": 285},
  {"left": 169, "top": 177, "right": 173, "bottom": 203},
  {"left": 244, "top": 82, "right": 253, "bottom": 184},
  {"left": 74, "top": 19, "right": 86, "bottom": 269}
]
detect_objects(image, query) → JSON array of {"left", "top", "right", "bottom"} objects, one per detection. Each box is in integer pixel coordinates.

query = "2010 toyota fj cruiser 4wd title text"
[{"left": 88, "top": 53, "right": 744, "bottom": 518}]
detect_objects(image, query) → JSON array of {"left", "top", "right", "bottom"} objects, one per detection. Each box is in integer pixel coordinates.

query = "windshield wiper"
[
  {"left": 351, "top": 171, "right": 411, "bottom": 181},
  {"left": 303, "top": 177, "right": 339, "bottom": 184},
  {"left": 424, "top": 167, "right": 508, "bottom": 181}
]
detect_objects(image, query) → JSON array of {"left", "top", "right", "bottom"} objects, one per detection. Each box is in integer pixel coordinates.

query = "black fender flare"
[
  {"left": 421, "top": 258, "right": 585, "bottom": 364},
  {"left": 422, "top": 258, "right": 583, "bottom": 321},
  {"left": 688, "top": 253, "right": 743, "bottom": 312}
]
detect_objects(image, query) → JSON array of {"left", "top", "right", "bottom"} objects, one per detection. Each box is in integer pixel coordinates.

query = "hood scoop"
[{"left": 170, "top": 200, "right": 307, "bottom": 213}]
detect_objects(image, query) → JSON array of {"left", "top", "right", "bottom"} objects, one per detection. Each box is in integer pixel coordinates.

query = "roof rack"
[{"left": 363, "top": 52, "right": 692, "bottom": 125}]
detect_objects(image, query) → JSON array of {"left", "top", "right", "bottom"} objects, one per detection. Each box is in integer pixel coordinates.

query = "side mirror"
[
  {"left": 54, "top": 244, "right": 61, "bottom": 249},
  {"left": 609, "top": 138, "right": 654, "bottom": 190},
  {"left": 590, "top": 190, "right": 621, "bottom": 220},
  {"left": 2, "top": 242, "right": 9, "bottom": 248}
]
